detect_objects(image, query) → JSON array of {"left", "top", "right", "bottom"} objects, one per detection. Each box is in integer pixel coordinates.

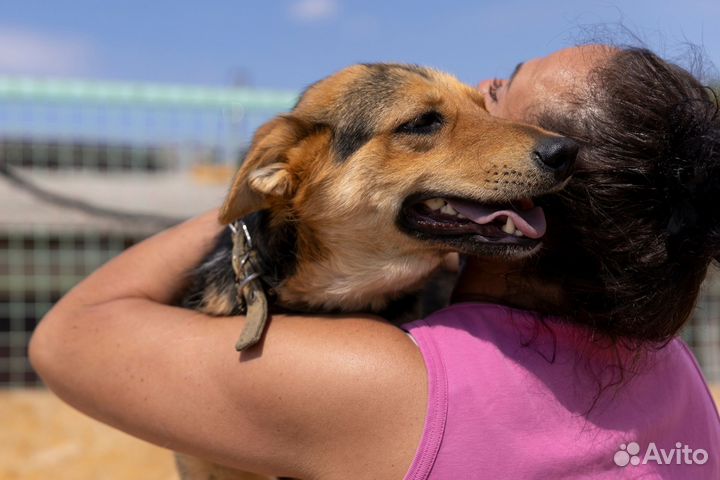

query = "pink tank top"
[{"left": 402, "top": 303, "right": 720, "bottom": 479}]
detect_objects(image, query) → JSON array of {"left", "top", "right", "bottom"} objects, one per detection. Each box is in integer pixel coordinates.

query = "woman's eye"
[
  {"left": 487, "top": 78, "right": 503, "bottom": 102},
  {"left": 395, "top": 111, "right": 444, "bottom": 135}
]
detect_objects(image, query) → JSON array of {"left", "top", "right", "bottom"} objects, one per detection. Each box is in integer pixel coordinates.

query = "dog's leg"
[
  {"left": 180, "top": 230, "right": 240, "bottom": 316},
  {"left": 175, "top": 453, "right": 273, "bottom": 480}
]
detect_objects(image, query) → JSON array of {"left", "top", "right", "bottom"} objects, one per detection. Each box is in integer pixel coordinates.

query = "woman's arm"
[{"left": 29, "top": 211, "right": 426, "bottom": 479}]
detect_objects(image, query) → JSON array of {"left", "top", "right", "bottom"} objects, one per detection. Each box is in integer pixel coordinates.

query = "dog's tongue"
[{"left": 448, "top": 199, "right": 547, "bottom": 239}]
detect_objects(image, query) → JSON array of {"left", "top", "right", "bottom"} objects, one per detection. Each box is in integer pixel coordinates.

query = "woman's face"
[
  {"left": 454, "top": 46, "right": 616, "bottom": 302},
  {"left": 476, "top": 45, "right": 614, "bottom": 123}
]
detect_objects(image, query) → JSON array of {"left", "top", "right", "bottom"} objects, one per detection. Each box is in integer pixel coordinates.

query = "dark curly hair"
[{"left": 534, "top": 47, "right": 720, "bottom": 345}]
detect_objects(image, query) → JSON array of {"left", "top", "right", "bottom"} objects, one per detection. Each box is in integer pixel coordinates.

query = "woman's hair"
[{"left": 534, "top": 46, "right": 720, "bottom": 345}]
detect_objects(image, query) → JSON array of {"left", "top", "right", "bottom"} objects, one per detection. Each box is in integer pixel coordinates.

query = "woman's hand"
[{"left": 28, "top": 211, "right": 426, "bottom": 479}]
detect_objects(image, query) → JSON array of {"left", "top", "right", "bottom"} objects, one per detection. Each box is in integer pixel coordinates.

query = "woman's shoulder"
[{"left": 655, "top": 338, "right": 720, "bottom": 420}]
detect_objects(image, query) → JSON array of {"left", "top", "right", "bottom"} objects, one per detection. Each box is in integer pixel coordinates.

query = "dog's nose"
[{"left": 533, "top": 137, "right": 578, "bottom": 180}]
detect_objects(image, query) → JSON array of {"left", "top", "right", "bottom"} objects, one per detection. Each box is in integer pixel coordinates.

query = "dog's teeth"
[
  {"left": 457, "top": 213, "right": 467, "bottom": 219},
  {"left": 441, "top": 204, "right": 458, "bottom": 215},
  {"left": 424, "top": 198, "right": 445, "bottom": 210},
  {"left": 513, "top": 230, "right": 524, "bottom": 237},
  {"left": 502, "top": 216, "right": 516, "bottom": 234}
]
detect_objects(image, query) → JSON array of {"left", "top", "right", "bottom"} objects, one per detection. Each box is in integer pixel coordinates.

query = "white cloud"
[
  {"left": 290, "top": 0, "right": 339, "bottom": 22},
  {"left": 0, "top": 26, "right": 94, "bottom": 76}
]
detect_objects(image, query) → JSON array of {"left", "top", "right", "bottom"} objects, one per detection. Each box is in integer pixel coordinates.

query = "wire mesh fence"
[
  {"left": 0, "top": 76, "right": 296, "bottom": 387},
  {"left": 0, "top": 229, "right": 137, "bottom": 385},
  {"left": 0, "top": 76, "right": 718, "bottom": 388},
  {"left": 687, "top": 269, "right": 720, "bottom": 382}
]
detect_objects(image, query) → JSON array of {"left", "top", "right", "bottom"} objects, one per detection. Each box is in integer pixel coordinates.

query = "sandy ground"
[
  {"left": 2, "top": 387, "right": 719, "bottom": 480},
  {"left": 0, "top": 390, "right": 176, "bottom": 480}
]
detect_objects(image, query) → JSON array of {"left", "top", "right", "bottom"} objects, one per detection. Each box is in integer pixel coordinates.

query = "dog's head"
[{"left": 220, "top": 63, "right": 576, "bottom": 263}]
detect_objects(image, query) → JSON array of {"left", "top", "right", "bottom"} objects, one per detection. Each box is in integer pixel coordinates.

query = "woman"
[{"left": 30, "top": 45, "right": 720, "bottom": 478}]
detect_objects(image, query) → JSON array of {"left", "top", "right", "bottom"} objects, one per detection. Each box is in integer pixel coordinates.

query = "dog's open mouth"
[{"left": 399, "top": 194, "right": 546, "bottom": 255}]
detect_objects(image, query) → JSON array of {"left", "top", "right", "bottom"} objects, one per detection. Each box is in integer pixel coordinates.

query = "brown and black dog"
[{"left": 177, "top": 63, "right": 577, "bottom": 480}]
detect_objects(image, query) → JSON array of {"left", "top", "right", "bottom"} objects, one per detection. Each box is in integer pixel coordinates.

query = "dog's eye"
[{"left": 395, "top": 111, "right": 444, "bottom": 135}]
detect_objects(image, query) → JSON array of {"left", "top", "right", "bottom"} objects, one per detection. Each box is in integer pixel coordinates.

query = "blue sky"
[{"left": 0, "top": 0, "right": 717, "bottom": 91}]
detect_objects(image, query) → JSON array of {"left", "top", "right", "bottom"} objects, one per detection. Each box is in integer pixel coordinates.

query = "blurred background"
[{"left": 1, "top": 1, "right": 718, "bottom": 478}]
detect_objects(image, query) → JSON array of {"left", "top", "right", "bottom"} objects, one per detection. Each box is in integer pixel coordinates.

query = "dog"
[{"left": 176, "top": 63, "right": 577, "bottom": 480}]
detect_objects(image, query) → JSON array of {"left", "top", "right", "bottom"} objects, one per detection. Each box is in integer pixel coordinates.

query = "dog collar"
[{"left": 229, "top": 220, "right": 269, "bottom": 351}]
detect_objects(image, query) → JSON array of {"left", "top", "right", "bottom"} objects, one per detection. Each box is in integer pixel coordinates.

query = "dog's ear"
[{"left": 219, "top": 116, "right": 307, "bottom": 224}]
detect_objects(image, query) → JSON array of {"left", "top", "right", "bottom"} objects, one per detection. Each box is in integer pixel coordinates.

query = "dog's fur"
[{"left": 177, "top": 63, "right": 572, "bottom": 480}]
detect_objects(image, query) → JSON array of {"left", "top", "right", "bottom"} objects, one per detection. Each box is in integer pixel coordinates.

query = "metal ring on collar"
[{"left": 237, "top": 271, "right": 261, "bottom": 290}]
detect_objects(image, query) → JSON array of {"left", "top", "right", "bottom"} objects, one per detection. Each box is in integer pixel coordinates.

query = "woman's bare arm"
[{"left": 29, "top": 211, "right": 426, "bottom": 479}]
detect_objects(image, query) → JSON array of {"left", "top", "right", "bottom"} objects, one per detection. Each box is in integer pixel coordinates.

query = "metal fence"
[
  {"left": 0, "top": 76, "right": 719, "bottom": 387},
  {"left": 0, "top": 76, "right": 296, "bottom": 386},
  {"left": 687, "top": 270, "right": 720, "bottom": 382}
]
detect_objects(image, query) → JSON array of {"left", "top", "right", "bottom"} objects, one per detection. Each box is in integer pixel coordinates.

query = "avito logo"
[{"left": 614, "top": 441, "right": 708, "bottom": 467}]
